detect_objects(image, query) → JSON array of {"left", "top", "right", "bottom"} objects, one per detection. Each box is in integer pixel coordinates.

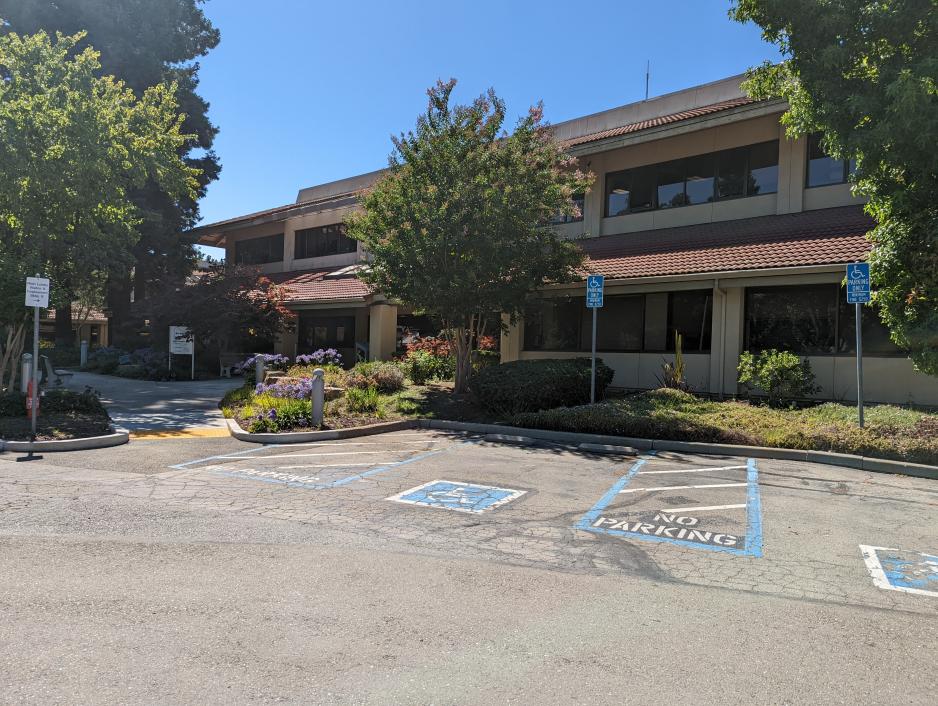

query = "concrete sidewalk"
[{"left": 64, "top": 371, "right": 243, "bottom": 434}]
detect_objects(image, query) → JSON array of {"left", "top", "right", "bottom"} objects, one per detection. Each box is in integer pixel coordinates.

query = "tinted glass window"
[
  {"left": 585, "top": 294, "right": 644, "bottom": 351},
  {"left": 748, "top": 141, "right": 779, "bottom": 195},
  {"left": 234, "top": 233, "right": 284, "bottom": 265},
  {"left": 684, "top": 154, "right": 715, "bottom": 205},
  {"left": 605, "top": 171, "right": 631, "bottom": 217},
  {"left": 716, "top": 147, "right": 747, "bottom": 199},
  {"left": 298, "top": 314, "right": 356, "bottom": 350},
  {"left": 523, "top": 298, "right": 582, "bottom": 351},
  {"left": 630, "top": 166, "right": 656, "bottom": 211},
  {"left": 746, "top": 285, "right": 838, "bottom": 354},
  {"left": 295, "top": 224, "right": 357, "bottom": 259},
  {"left": 656, "top": 160, "right": 685, "bottom": 209},
  {"left": 669, "top": 290, "right": 712, "bottom": 351},
  {"left": 807, "top": 133, "right": 848, "bottom": 187},
  {"left": 837, "top": 296, "right": 902, "bottom": 355}
]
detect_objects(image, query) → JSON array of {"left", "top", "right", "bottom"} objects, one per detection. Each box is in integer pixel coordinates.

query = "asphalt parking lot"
[{"left": 1, "top": 430, "right": 936, "bottom": 703}]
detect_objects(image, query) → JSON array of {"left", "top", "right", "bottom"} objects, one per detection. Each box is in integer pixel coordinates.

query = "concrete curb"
[
  {"left": 223, "top": 416, "right": 938, "bottom": 480},
  {"left": 0, "top": 426, "right": 129, "bottom": 453},
  {"left": 225, "top": 417, "right": 419, "bottom": 443}
]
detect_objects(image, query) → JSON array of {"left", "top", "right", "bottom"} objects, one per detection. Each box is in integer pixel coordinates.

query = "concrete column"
[
  {"left": 368, "top": 303, "right": 398, "bottom": 361},
  {"left": 708, "top": 285, "right": 726, "bottom": 396},
  {"left": 777, "top": 126, "right": 806, "bottom": 215},
  {"left": 719, "top": 287, "right": 745, "bottom": 396},
  {"left": 500, "top": 313, "right": 521, "bottom": 363},
  {"left": 277, "top": 325, "right": 298, "bottom": 359}
]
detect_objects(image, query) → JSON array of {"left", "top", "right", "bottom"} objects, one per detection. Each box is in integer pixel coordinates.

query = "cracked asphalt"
[{"left": 1, "top": 430, "right": 936, "bottom": 704}]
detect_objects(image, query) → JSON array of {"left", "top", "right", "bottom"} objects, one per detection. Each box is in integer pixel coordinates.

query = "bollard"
[
  {"left": 80, "top": 340, "right": 89, "bottom": 367},
  {"left": 311, "top": 367, "right": 325, "bottom": 427},
  {"left": 20, "top": 353, "right": 33, "bottom": 394},
  {"left": 254, "top": 356, "right": 265, "bottom": 386}
]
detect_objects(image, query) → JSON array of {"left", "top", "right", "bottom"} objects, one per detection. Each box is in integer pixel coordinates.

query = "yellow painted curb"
[{"left": 129, "top": 427, "right": 230, "bottom": 440}]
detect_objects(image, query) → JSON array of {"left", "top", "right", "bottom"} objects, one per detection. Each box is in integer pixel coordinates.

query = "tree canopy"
[
  {"left": 731, "top": 0, "right": 938, "bottom": 374},
  {"left": 0, "top": 30, "right": 198, "bottom": 388},
  {"left": 0, "top": 0, "right": 221, "bottom": 338},
  {"left": 346, "top": 80, "right": 593, "bottom": 392}
]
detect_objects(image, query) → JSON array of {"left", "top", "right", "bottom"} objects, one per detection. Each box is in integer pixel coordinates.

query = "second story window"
[
  {"left": 604, "top": 140, "right": 779, "bottom": 217},
  {"left": 548, "top": 193, "right": 585, "bottom": 224},
  {"left": 294, "top": 224, "right": 357, "bottom": 259},
  {"left": 806, "top": 133, "right": 856, "bottom": 187},
  {"left": 234, "top": 233, "right": 283, "bottom": 265}
]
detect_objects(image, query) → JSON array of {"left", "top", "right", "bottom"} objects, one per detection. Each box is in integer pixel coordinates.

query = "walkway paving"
[{"left": 64, "top": 371, "right": 243, "bottom": 435}]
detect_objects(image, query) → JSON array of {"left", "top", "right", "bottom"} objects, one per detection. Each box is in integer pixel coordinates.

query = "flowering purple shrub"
[
  {"left": 254, "top": 378, "right": 314, "bottom": 399},
  {"left": 234, "top": 353, "right": 291, "bottom": 374},
  {"left": 296, "top": 348, "right": 342, "bottom": 366}
]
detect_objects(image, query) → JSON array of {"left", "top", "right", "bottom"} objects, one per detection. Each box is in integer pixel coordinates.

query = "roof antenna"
[{"left": 645, "top": 60, "right": 650, "bottom": 100}]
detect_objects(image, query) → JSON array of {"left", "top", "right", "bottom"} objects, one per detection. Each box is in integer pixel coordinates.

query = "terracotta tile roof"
[
  {"left": 564, "top": 97, "right": 757, "bottom": 147},
  {"left": 266, "top": 268, "right": 370, "bottom": 303},
  {"left": 581, "top": 206, "right": 873, "bottom": 280}
]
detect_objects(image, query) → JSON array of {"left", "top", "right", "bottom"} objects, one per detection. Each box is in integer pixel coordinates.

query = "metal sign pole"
[
  {"left": 591, "top": 307, "right": 597, "bottom": 404},
  {"left": 31, "top": 298, "right": 40, "bottom": 439},
  {"left": 856, "top": 302, "right": 864, "bottom": 428}
]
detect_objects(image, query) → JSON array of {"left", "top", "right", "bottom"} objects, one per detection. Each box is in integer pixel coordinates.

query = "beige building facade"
[{"left": 194, "top": 74, "right": 938, "bottom": 406}]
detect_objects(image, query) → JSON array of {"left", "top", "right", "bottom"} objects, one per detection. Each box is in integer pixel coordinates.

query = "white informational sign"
[
  {"left": 25, "top": 277, "right": 50, "bottom": 308},
  {"left": 169, "top": 326, "right": 194, "bottom": 355}
]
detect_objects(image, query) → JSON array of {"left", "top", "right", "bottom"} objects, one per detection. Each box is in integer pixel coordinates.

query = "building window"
[
  {"left": 523, "top": 298, "right": 582, "bottom": 351},
  {"left": 668, "top": 290, "right": 712, "bottom": 352},
  {"left": 294, "top": 224, "right": 357, "bottom": 259},
  {"left": 590, "top": 294, "right": 645, "bottom": 351},
  {"left": 745, "top": 284, "right": 900, "bottom": 356},
  {"left": 234, "top": 233, "right": 284, "bottom": 265},
  {"left": 604, "top": 140, "right": 778, "bottom": 217},
  {"left": 806, "top": 133, "right": 855, "bottom": 187},
  {"left": 548, "top": 193, "right": 586, "bottom": 225},
  {"left": 523, "top": 290, "right": 711, "bottom": 353},
  {"left": 298, "top": 314, "right": 356, "bottom": 351}
]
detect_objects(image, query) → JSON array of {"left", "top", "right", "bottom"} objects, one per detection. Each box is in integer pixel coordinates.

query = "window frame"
[
  {"left": 294, "top": 223, "right": 357, "bottom": 260},
  {"left": 234, "top": 233, "right": 284, "bottom": 265},
  {"left": 805, "top": 132, "right": 852, "bottom": 188},
  {"left": 603, "top": 140, "right": 779, "bottom": 218}
]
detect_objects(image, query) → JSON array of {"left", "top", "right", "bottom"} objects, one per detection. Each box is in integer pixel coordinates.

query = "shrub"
[
  {"left": 472, "top": 357, "right": 614, "bottom": 415},
  {"left": 347, "top": 361, "right": 405, "bottom": 393},
  {"left": 658, "top": 331, "right": 687, "bottom": 390},
  {"left": 116, "top": 364, "right": 147, "bottom": 378},
  {"left": 295, "top": 348, "right": 343, "bottom": 366},
  {"left": 0, "top": 393, "right": 26, "bottom": 417},
  {"left": 41, "top": 388, "right": 106, "bottom": 415},
  {"left": 84, "top": 346, "right": 123, "bottom": 372},
  {"left": 404, "top": 350, "right": 455, "bottom": 384},
  {"left": 345, "top": 385, "right": 383, "bottom": 415},
  {"left": 244, "top": 396, "right": 314, "bottom": 433},
  {"left": 738, "top": 350, "right": 820, "bottom": 407},
  {"left": 287, "top": 363, "right": 347, "bottom": 387}
]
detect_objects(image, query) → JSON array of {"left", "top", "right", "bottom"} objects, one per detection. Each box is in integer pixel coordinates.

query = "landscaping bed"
[
  {"left": 0, "top": 388, "right": 111, "bottom": 441},
  {"left": 510, "top": 388, "right": 938, "bottom": 466}
]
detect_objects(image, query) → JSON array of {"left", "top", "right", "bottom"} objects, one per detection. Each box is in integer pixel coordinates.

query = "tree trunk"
[
  {"left": 54, "top": 304, "right": 73, "bottom": 347},
  {"left": 0, "top": 322, "right": 27, "bottom": 393}
]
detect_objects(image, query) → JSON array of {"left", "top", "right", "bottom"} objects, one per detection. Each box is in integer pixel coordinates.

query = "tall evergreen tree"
[{"left": 0, "top": 0, "right": 220, "bottom": 344}]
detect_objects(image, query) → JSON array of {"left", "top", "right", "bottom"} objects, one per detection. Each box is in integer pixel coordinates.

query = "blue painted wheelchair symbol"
[
  {"left": 387, "top": 480, "right": 526, "bottom": 513},
  {"left": 860, "top": 545, "right": 938, "bottom": 597}
]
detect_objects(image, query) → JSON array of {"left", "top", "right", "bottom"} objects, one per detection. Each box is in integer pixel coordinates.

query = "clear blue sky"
[{"left": 195, "top": 0, "right": 780, "bottom": 258}]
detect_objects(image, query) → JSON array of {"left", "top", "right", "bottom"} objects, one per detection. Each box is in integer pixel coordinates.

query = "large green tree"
[
  {"left": 0, "top": 31, "right": 198, "bottom": 390},
  {"left": 346, "top": 80, "right": 593, "bottom": 392},
  {"left": 0, "top": 0, "right": 220, "bottom": 341},
  {"left": 731, "top": 0, "right": 938, "bottom": 374}
]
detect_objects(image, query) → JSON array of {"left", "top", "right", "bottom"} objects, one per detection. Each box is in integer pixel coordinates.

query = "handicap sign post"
[
  {"left": 586, "top": 275, "right": 604, "bottom": 403},
  {"left": 846, "top": 263, "right": 871, "bottom": 428}
]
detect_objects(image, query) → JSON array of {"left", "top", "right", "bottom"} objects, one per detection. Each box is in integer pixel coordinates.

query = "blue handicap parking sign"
[
  {"left": 387, "top": 480, "right": 526, "bottom": 513},
  {"left": 586, "top": 274, "right": 604, "bottom": 308},
  {"left": 846, "top": 262, "right": 871, "bottom": 304}
]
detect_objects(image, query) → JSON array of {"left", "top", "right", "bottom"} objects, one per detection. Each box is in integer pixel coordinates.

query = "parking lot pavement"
[
  {"left": 3, "top": 429, "right": 934, "bottom": 612},
  {"left": 1, "top": 430, "right": 936, "bottom": 703}
]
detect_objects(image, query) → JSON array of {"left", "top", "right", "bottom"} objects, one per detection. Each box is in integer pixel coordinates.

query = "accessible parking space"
[{"left": 142, "top": 429, "right": 938, "bottom": 612}]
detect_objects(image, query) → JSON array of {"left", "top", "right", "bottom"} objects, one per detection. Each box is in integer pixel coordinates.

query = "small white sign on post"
[
  {"left": 168, "top": 326, "right": 195, "bottom": 380},
  {"left": 25, "top": 277, "right": 50, "bottom": 308}
]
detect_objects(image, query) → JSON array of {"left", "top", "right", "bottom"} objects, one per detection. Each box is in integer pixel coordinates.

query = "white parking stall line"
[
  {"left": 618, "top": 482, "right": 747, "bottom": 494},
  {"left": 277, "top": 463, "right": 392, "bottom": 469},
  {"left": 659, "top": 503, "right": 747, "bottom": 512},
  {"left": 638, "top": 465, "right": 747, "bottom": 475},
  {"left": 248, "top": 451, "right": 389, "bottom": 459}
]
